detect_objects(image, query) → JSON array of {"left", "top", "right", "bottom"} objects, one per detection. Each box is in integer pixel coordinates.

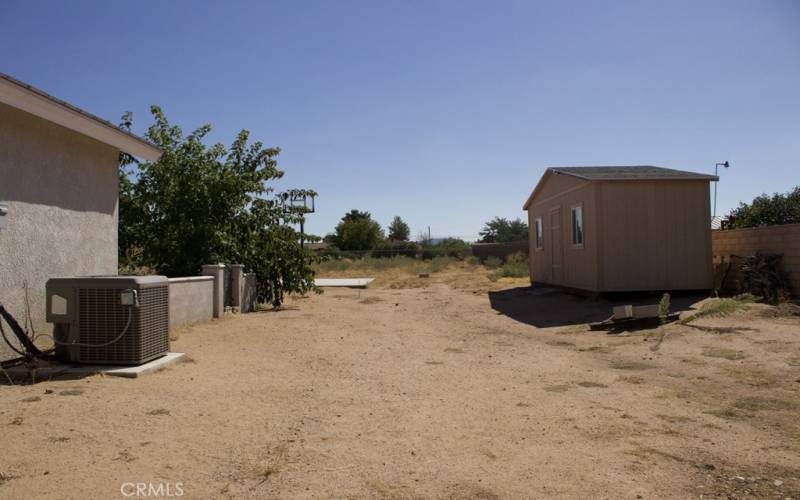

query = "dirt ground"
[{"left": 2, "top": 267, "right": 799, "bottom": 499}]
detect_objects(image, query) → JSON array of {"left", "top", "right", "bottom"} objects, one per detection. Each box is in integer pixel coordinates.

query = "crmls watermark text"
[{"left": 120, "top": 482, "right": 184, "bottom": 497}]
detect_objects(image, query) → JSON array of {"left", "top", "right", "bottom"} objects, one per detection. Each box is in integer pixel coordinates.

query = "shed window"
[
  {"left": 571, "top": 206, "right": 584, "bottom": 246},
  {"left": 534, "top": 217, "right": 543, "bottom": 249}
]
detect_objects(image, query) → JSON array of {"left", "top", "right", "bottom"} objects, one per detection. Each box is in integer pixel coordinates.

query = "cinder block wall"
[{"left": 711, "top": 223, "right": 800, "bottom": 294}]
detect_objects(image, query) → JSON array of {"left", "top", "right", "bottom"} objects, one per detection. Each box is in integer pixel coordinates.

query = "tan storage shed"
[{"left": 523, "top": 166, "right": 717, "bottom": 292}]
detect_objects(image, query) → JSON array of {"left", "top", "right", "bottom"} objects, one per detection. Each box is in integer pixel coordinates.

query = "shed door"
[{"left": 550, "top": 207, "right": 563, "bottom": 283}]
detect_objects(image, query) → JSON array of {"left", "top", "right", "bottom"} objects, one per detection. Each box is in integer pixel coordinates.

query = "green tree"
[
  {"left": 727, "top": 187, "right": 800, "bottom": 228},
  {"left": 118, "top": 106, "right": 318, "bottom": 307},
  {"left": 333, "top": 210, "right": 384, "bottom": 251},
  {"left": 479, "top": 217, "right": 529, "bottom": 243},
  {"left": 387, "top": 216, "right": 410, "bottom": 241}
]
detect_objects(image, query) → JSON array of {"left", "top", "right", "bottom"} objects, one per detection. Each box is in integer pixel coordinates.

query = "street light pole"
[{"left": 713, "top": 161, "right": 730, "bottom": 219}]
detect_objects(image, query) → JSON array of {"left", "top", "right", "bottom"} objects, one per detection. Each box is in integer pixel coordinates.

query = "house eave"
[{"left": 0, "top": 73, "right": 162, "bottom": 161}]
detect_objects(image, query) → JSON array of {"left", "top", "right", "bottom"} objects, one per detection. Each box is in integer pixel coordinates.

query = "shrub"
[
  {"left": 727, "top": 186, "right": 800, "bottom": 228},
  {"left": 374, "top": 240, "right": 418, "bottom": 258},
  {"left": 680, "top": 295, "right": 757, "bottom": 324},
  {"left": 506, "top": 252, "right": 527, "bottom": 264},
  {"left": 437, "top": 238, "right": 471, "bottom": 259},
  {"left": 739, "top": 252, "right": 791, "bottom": 304},
  {"left": 499, "top": 259, "right": 529, "bottom": 278},
  {"left": 488, "top": 259, "right": 529, "bottom": 281},
  {"left": 658, "top": 293, "right": 671, "bottom": 325},
  {"left": 479, "top": 217, "right": 529, "bottom": 243},
  {"left": 332, "top": 210, "right": 384, "bottom": 251},
  {"left": 484, "top": 256, "right": 502, "bottom": 269},
  {"left": 429, "top": 256, "right": 454, "bottom": 273},
  {"left": 117, "top": 107, "right": 317, "bottom": 307},
  {"left": 417, "top": 238, "right": 471, "bottom": 260},
  {"left": 387, "top": 216, "right": 411, "bottom": 241}
]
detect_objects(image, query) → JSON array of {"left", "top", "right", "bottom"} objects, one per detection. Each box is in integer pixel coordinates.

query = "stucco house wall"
[{"left": 0, "top": 101, "right": 119, "bottom": 359}]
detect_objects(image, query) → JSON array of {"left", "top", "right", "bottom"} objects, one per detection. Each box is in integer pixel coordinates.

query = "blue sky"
[{"left": 2, "top": 1, "right": 798, "bottom": 240}]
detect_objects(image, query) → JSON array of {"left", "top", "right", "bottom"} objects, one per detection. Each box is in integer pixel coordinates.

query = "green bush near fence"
[
  {"left": 488, "top": 252, "right": 529, "bottom": 281},
  {"left": 484, "top": 256, "right": 502, "bottom": 269}
]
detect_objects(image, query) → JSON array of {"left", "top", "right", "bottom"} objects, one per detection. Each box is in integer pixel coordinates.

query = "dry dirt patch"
[{"left": 1, "top": 274, "right": 799, "bottom": 498}]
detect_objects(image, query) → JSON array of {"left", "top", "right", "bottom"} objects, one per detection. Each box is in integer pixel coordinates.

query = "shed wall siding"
[
  {"left": 527, "top": 176, "right": 598, "bottom": 290},
  {"left": 596, "top": 180, "right": 712, "bottom": 291},
  {"left": 0, "top": 102, "right": 119, "bottom": 360}
]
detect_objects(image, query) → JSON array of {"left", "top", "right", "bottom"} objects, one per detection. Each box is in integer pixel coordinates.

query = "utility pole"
[{"left": 427, "top": 226, "right": 431, "bottom": 242}]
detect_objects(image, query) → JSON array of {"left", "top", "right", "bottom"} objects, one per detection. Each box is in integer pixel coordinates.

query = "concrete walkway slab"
[
  {"left": 315, "top": 278, "right": 374, "bottom": 288},
  {"left": 4, "top": 352, "right": 186, "bottom": 380}
]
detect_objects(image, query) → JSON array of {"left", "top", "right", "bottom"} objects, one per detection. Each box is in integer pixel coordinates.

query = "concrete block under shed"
[{"left": 612, "top": 304, "right": 660, "bottom": 320}]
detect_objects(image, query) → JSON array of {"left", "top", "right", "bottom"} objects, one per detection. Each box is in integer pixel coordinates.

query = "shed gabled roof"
[
  {"left": 0, "top": 73, "right": 162, "bottom": 161},
  {"left": 550, "top": 165, "right": 718, "bottom": 181},
  {"left": 523, "top": 165, "right": 717, "bottom": 209}
]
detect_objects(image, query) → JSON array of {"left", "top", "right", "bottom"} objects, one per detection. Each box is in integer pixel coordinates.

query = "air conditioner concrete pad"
[{"left": 4, "top": 352, "right": 186, "bottom": 379}]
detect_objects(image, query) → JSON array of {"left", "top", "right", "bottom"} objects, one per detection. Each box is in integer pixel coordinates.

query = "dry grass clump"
[
  {"left": 760, "top": 301, "right": 800, "bottom": 318},
  {"left": 0, "top": 472, "right": 18, "bottom": 485},
  {"left": 732, "top": 397, "right": 798, "bottom": 412},
  {"left": 702, "top": 347, "right": 745, "bottom": 360},
  {"left": 315, "top": 255, "right": 465, "bottom": 275},
  {"left": 680, "top": 295, "right": 757, "bottom": 324},
  {"left": 487, "top": 252, "right": 529, "bottom": 281},
  {"left": 577, "top": 381, "right": 607, "bottom": 388},
  {"left": 543, "top": 384, "right": 571, "bottom": 393},
  {"left": 315, "top": 255, "right": 528, "bottom": 291},
  {"left": 609, "top": 360, "right": 652, "bottom": 370},
  {"left": 316, "top": 256, "right": 426, "bottom": 273}
]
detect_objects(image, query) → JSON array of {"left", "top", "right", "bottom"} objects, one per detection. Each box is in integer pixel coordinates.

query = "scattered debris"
[
  {"left": 590, "top": 302, "right": 679, "bottom": 332},
  {"left": 702, "top": 347, "right": 745, "bottom": 361},
  {"left": 740, "top": 253, "right": 790, "bottom": 304},
  {"left": 0, "top": 472, "right": 19, "bottom": 485},
  {"left": 609, "top": 360, "right": 652, "bottom": 370},
  {"left": 59, "top": 389, "right": 84, "bottom": 396},
  {"left": 577, "top": 381, "right": 607, "bottom": 388}
]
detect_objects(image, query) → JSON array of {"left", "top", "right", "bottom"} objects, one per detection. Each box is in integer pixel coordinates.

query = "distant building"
[
  {"left": 523, "top": 166, "right": 717, "bottom": 292},
  {"left": 0, "top": 73, "right": 162, "bottom": 360}
]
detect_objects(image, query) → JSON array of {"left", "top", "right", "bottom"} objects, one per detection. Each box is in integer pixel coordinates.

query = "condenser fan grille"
[{"left": 77, "top": 285, "right": 169, "bottom": 364}]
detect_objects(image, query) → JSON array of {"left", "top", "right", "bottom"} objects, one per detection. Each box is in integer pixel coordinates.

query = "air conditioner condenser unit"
[{"left": 46, "top": 276, "right": 170, "bottom": 365}]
